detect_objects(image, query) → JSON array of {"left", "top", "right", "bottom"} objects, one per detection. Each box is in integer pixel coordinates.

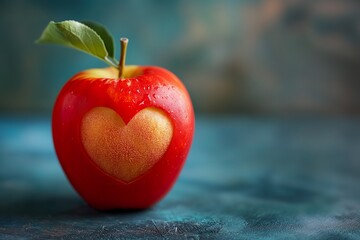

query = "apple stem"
[{"left": 118, "top": 38, "right": 129, "bottom": 79}]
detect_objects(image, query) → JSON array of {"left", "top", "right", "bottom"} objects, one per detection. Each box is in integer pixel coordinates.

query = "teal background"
[
  {"left": 0, "top": 0, "right": 359, "bottom": 115},
  {"left": 1, "top": 1, "right": 360, "bottom": 238}
]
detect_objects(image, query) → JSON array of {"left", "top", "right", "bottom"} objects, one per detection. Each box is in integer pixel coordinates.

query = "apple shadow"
[{"left": 0, "top": 190, "right": 148, "bottom": 220}]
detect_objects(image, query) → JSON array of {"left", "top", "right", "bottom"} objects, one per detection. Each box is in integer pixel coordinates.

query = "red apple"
[{"left": 38, "top": 21, "right": 194, "bottom": 209}]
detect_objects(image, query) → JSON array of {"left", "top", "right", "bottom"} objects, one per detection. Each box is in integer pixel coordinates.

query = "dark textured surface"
[{"left": 0, "top": 116, "right": 360, "bottom": 239}]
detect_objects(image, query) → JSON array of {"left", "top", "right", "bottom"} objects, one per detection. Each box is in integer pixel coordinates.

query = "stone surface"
[{"left": 0, "top": 116, "right": 360, "bottom": 239}]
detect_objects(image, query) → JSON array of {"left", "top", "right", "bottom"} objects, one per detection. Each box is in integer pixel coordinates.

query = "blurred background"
[
  {"left": 1, "top": 0, "right": 359, "bottom": 116},
  {"left": 0, "top": 1, "right": 360, "bottom": 237}
]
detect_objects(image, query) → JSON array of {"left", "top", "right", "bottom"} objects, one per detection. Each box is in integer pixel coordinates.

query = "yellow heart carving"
[{"left": 81, "top": 107, "right": 173, "bottom": 182}]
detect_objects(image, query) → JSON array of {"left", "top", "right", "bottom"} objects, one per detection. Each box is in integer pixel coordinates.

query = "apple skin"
[{"left": 52, "top": 66, "right": 194, "bottom": 210}]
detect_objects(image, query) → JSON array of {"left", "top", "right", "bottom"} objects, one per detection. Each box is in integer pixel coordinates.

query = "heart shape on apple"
[{"left": 81, "top": 106, "right": 173, "bottom": 182}]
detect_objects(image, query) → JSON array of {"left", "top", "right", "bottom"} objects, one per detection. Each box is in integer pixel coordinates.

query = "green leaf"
[
  {"left": 36, "top": 20, "right": 117, "bottom": 67},
  {"left": 81, "top": 21, "right": 114, "bottom": 58}
]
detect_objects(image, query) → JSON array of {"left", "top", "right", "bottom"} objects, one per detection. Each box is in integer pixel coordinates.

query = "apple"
[{"left": 37, "top": 20, "right": 194, "bottom": 209}]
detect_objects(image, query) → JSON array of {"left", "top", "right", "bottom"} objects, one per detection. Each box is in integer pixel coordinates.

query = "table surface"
[{"left": 0, "top": 116, "right": 360, "bottom": 239}]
